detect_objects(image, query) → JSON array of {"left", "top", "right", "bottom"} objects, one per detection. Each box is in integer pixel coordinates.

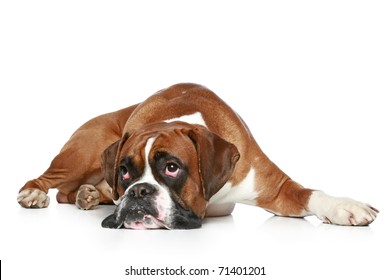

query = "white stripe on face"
[
  {"left": 124, "top": 137, "right": 159, "bottom": 193},
  {"left": 121, "top": 137, "right": 173, "bottom": 228}
]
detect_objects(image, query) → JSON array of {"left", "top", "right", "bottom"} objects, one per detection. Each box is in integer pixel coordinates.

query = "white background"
[{"left": 1, "top": 1, "right": 389, "bottom": 279}]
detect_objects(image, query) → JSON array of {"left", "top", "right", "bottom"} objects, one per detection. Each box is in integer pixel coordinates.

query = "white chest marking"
[
  {"left": 209, "top": 167, "right": 258, "bottom": 206},
  {"left": 164, "top": 112, "right": 207, "bottom": 127}
]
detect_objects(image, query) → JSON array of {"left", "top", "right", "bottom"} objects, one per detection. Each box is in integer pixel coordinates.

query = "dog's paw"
[
  {"left": 308, "top": 191, "right": 379, "bottom": 226},
  {"left": 76, "top": 184, "right": 100, "bottom": 210},
  {"left": 17, "top": 189, "right": 50, "bottom": 208},
  {"left": 322, "top": 198, "right": 378, "bottom": 226}
]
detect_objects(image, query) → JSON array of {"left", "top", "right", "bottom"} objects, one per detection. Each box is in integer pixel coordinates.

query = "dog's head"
[{"left": 101, "top": 122, "right": 239, "bottom": 229}]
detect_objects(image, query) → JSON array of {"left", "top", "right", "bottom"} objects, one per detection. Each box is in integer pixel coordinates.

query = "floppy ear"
[
  {"left": 188, "top": 127, "right": 240, "bottom": 200},
  {"left": 101, "top": 140, "right": 121, "bottom": 189},
  {"left": 101, "top": 133, "right": 131, "bottom": 201}
]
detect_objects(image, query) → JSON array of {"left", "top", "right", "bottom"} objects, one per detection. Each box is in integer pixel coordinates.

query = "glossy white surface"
[{"left": 2, "top": 200, "right": 388, "bottom": 280}]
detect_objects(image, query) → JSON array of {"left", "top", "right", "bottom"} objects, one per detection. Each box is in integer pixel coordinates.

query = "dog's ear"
[
  {"left": 187, "top": 126, "right": 240, "bottom": 200},
  {"left": 101, "top": 133, "right": 130, "bottom": 201},
  {"left": 101, "top": 140, "right": 121, "bottom": 189}
]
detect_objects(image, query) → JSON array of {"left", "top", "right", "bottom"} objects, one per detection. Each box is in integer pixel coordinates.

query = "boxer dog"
[{"left": 17, "top": 83, "right": 379, "bottom": 229}]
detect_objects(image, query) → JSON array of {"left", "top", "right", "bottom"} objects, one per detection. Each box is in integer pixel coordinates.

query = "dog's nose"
[{"left": 129, "top": 184, "right": 156, "bottom": 199}]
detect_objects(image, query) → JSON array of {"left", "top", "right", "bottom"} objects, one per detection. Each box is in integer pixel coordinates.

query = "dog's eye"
[
  {"left": 164, "top": 163, "right": 180, "bottom": 178},
  {"left": 120, "top": 166, "right": 131, "bottom": 180}
]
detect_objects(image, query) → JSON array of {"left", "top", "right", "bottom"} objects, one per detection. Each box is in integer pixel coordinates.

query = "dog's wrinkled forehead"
[
  {"left": 119, "top": 123, "right": 198, "bottom": 171},
  {"left": 120, "top": 122, "right": 190, "bottom": 156}
]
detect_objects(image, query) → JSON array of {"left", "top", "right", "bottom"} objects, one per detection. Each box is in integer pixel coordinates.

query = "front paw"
[
  {"left": 309, "top": 191, "right": 379, "bottom": 226},
  {"left": 76, "top": 184, "right": 100, "bottom": 210},
  {"left": 324, "top": 198, "right": 378, "bottom": 226},
  {"left": 17, "top": 189, "right": 50, "bottom": 208}
]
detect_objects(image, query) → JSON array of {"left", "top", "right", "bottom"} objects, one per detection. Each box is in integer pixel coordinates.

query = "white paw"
[
  {"left": 76, "top": 184, "right": 100, "bottom": 210},
  {"left": 17, "top": 189, "right": 50, "bottom": 208},
  {"left": 321, "top": 198, "right": 378, "bottom": 226},
  {"left": 308, "top": 191, "right": 379, "bottom": 226}
]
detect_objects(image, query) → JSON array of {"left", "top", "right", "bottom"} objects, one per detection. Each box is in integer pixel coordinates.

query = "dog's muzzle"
[
  {"left": 102, "top": 183, "right": 170, "bottom": 229},
  {"left": 102, "top": 183, "right": 203, "bottom": 230}
]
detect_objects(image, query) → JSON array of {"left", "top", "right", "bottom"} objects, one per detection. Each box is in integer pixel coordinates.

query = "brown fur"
[{"left": 19, "top": 83, "right": 314, "bottom": 217}]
